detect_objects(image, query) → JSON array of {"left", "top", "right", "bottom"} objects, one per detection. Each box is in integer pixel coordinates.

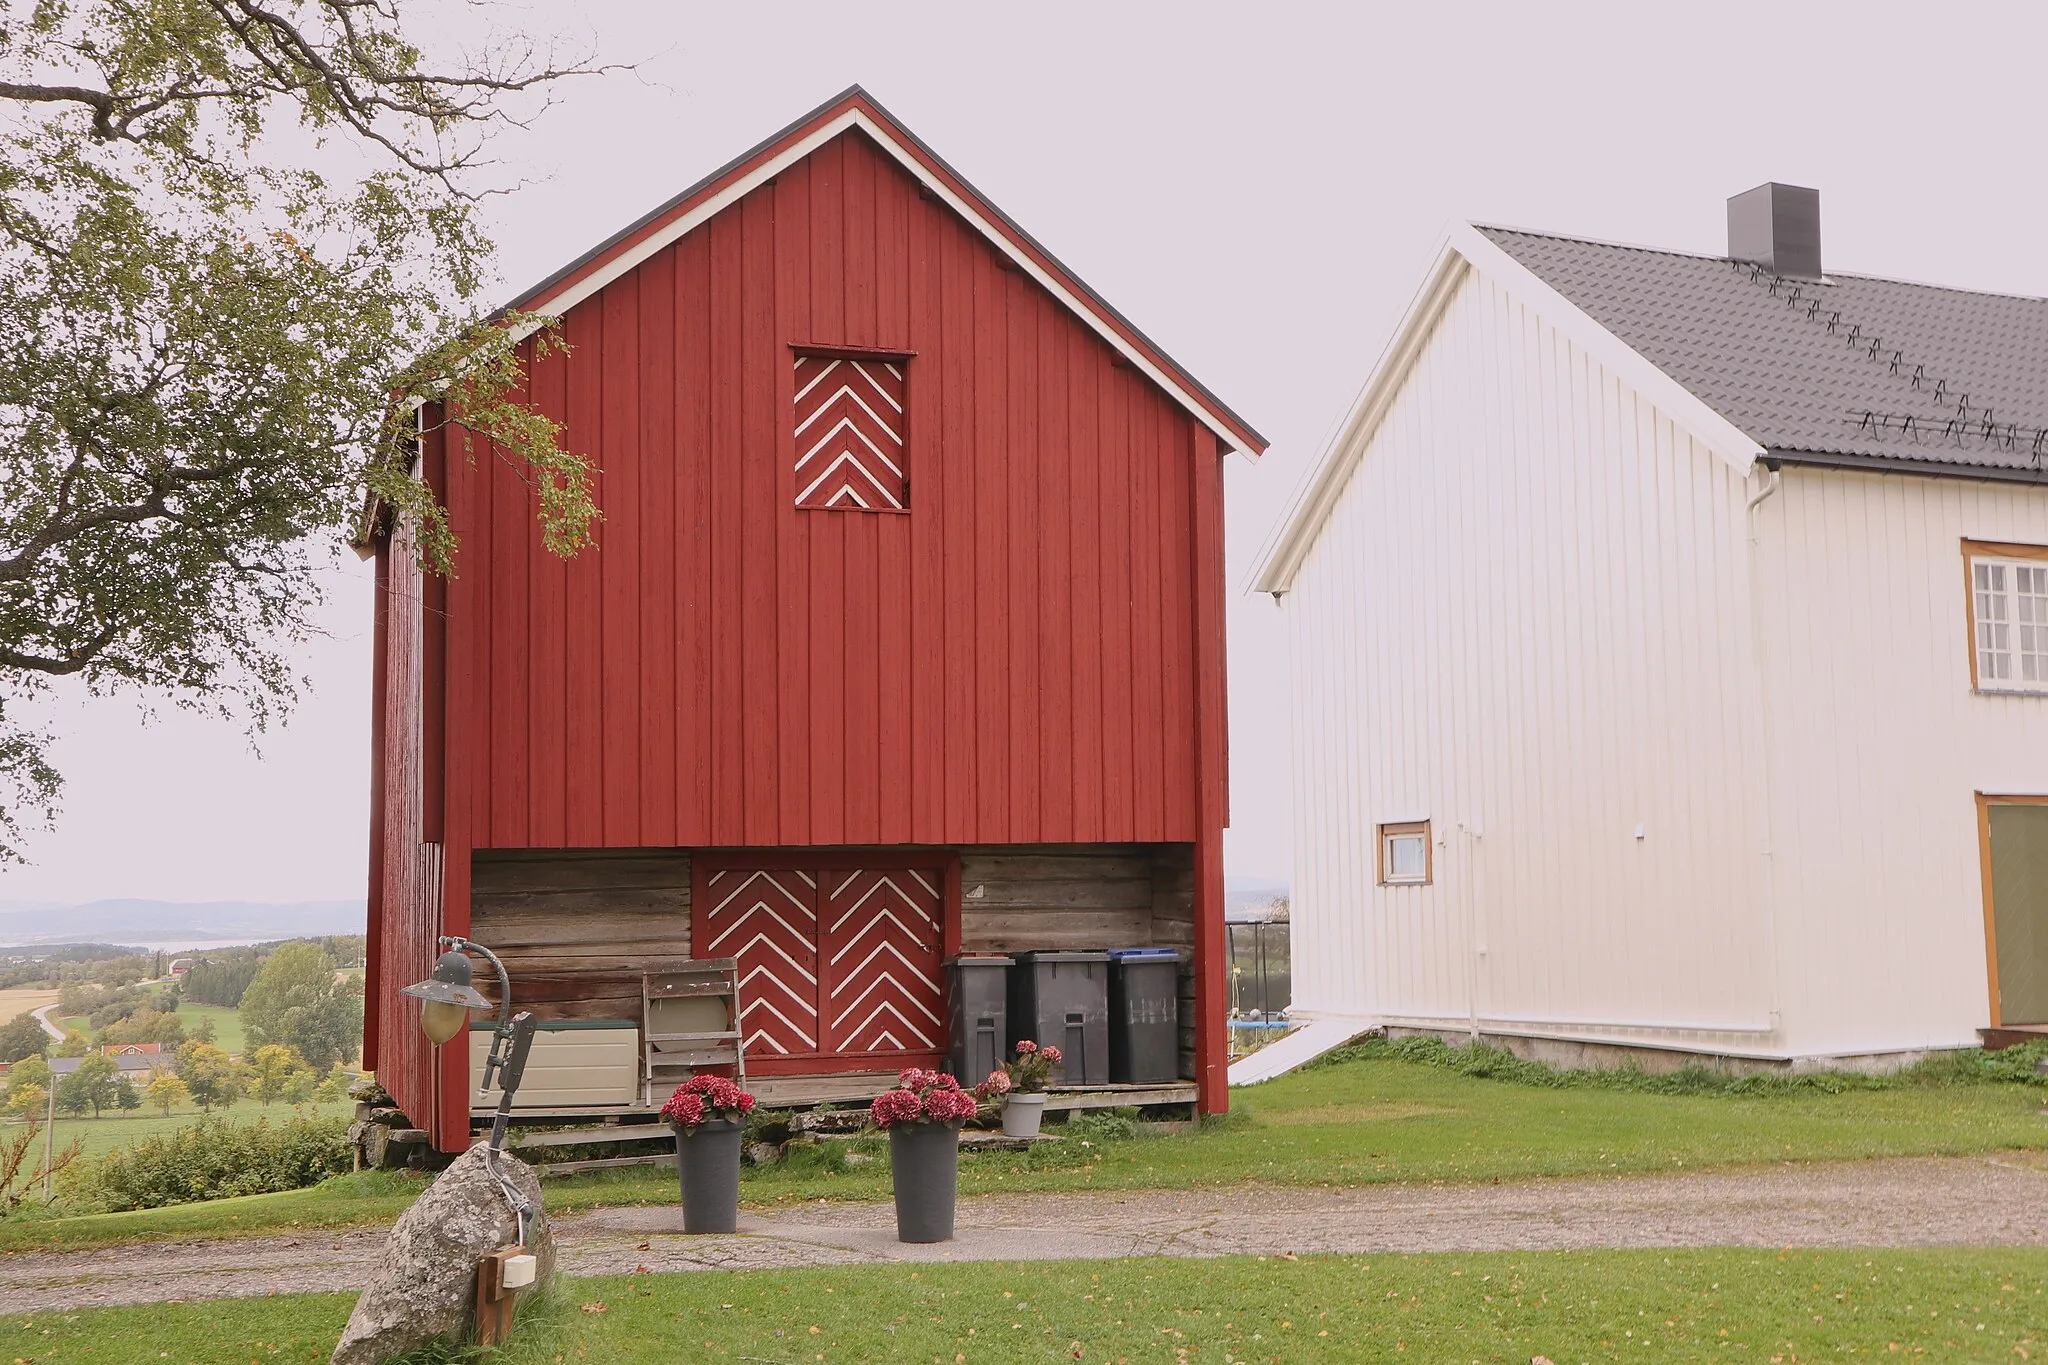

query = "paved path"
[
  {"left": 28, "top": 1003, "right": 63, "bottom": 1041},
  {"left": 7, "top": 1153, "right": 2047, "bottom": 1313}
]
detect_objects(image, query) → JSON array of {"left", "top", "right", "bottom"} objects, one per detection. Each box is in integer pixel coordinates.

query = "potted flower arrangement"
[
  {"left": 661, "top": 1074, "right": 756, "bottom": 1234},
  {"left": 869, "top": 1067, "right": 979, "bottom": 1242},
  {"left": 973, "top": 1039, "right": 1064, "bottom": 1138}
]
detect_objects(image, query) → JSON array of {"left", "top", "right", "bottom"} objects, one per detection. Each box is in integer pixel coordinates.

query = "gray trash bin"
[
  {"left": 1008, "top": 950, "right": 1110, "bottom": 1086},
  {"left": 1108, "top": 948, "right": 1182, "bottom": 1083},
  {"left": 944, "top": 954, "right": 1013, "bottom": 1085}
]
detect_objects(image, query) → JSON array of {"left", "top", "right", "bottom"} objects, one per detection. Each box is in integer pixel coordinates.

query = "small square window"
[
  {"left": 1966, "top": 542, "right": 2048, "bottom": 694},
  {"left": 793, "top": 351, "right": 906, "bottom": 510},
  {"left": 1379, "top": 821, "right": 1431, "bottom": 885}
]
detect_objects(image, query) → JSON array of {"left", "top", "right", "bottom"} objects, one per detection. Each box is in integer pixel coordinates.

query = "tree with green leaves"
[
  {"left": 0, "top": 1, "right": 610, "bottom": 859},
  {"left": 144, "top": 1069, "right": 190, "bottom": 1116},
  {"left": 174, "top": 1039, "right": 241, "bottom": 1111},
  {"left": 4, "top": 1081, "right": 45, "bottom": 1120},
  {"left": 240, "top": 942, "right": 360, "bottom": 1069},
  {"left": 55, "top": 1052, "right": 122, "bottom": 1117},
  {"left": 312, "top": 1062, "right": 352, "bottom": 1103},
  {"left": 0, "top": 1011, "right": 46, "bottom": 1064},
  {"left": 248, "top": 1041, "right": 308, "bottom": 1105},
  {"left": 5, "top": 1051, "right": 50, "bottom": 1100}
]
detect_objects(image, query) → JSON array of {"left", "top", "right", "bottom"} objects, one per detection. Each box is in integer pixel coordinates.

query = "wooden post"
[
  {"left": 1189, "top": 425, "right": 1230, "bottom": 1115},
  {"left": 474, "top": 1247, "right": 526, "bottom": 1346}
]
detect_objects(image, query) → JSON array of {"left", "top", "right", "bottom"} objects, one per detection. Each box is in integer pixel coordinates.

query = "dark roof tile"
[{"left": 1477, "top": 226, "right": 2048, "bottom": 477}]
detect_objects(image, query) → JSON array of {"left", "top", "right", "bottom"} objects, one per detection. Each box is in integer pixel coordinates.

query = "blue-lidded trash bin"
[
  {"left": 1008, "top": 950, "right": 1110, "bottom": 1086},
  {"left": 1108, "top": 948, "right": 1182, "bottom": 1083}
]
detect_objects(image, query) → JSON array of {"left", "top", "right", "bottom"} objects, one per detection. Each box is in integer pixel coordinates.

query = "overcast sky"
[{"left": 6, "top": 0, "right": 2047, "bottom": 908}]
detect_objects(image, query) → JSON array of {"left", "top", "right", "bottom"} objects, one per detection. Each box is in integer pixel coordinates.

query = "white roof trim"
[
  {"left": 1247, "top": 222, "right": 1766, "bottom": 595},
  {"left": 513, "top": 108, "right": 1257, "bottom": 458}
]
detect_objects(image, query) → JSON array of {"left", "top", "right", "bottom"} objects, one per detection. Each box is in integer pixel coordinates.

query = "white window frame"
[
  {"left": 1378, "top": 820, "right": 1431, "bottom": 886},
  {"left": 1966, "top": 541, "right": 2048, "bottom": 695}
]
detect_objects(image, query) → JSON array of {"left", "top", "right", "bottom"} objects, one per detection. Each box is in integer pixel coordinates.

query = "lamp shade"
[{"left": 400, "top": 948, "right": 495, "bottom": 1045}]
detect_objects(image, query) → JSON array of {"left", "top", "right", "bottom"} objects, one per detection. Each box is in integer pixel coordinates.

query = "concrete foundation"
[{"left": 1383, "top": 1025, "right": 1968, "bottom": 1077}]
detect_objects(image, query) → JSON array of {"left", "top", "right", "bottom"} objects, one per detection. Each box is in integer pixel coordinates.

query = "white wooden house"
[{"left": 1248, "top": 185, "right": 2048, "bottom": 1071}]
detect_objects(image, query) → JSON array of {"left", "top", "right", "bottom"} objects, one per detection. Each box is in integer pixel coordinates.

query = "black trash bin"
[
  {"left": 1008, "top": 950, "right": 1110, "bottom": 1086},
  {"left": 1108, "top": 948, "right": 1182, "bottom": 1083},
  {"left": 943, "top": 954, "right": 1013, "bottom": 1085}
]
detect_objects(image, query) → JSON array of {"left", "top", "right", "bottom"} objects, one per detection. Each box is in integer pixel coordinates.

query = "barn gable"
[{"left": 504, "top": 85, "right": 1265, "bottom": 459}]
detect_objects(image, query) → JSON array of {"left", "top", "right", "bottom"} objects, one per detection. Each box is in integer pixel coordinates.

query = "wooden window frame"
[
  {"left": 1377, "top": 820, "right": 1432, "bottom": 886},
  {"left": 1975, "top": 792, "right": 2048, "bottom": 1028},
  {"left": 790, "top": 345, "right": 913, "bottom": 515},
  {"left": 1962, "top": 538, "right": 2048, "bottom": 694}
]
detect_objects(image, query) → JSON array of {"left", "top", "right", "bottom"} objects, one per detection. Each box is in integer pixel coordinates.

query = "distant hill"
[{"left": 0, "top": 899, "right": 364, "bottom": 948}]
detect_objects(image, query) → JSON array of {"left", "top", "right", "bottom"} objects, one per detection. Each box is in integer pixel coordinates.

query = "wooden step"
[{"left": 1980, "top": 1025, "right": 2048, "bottom": 1051}]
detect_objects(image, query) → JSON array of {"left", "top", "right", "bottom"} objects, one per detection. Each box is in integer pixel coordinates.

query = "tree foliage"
[
  {"left": 144, "top": 1069, "right": 190, "bottom": 1116},
  {"left": 0, "top": 1010, "right": 47, "bottom": 1064},
  {"left": 54, "top": 1051, "right": 122, "bottom": 1116},
  {"left": 0, "top": 1, "right": 610, "bottom": 859},
  {"left": 174, "top": 1038, "right": 241, "bottom": 1110},
  {"left": 239, "top": 940, "right": 359, "bottom": 1068},
  {"left": 180, "top": 955, "right": 262, "bottom": 1007}
]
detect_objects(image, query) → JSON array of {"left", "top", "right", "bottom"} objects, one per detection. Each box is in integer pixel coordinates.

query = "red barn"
[{"left": 363, "top": 87, "right": 1264, "bottom": 1151}]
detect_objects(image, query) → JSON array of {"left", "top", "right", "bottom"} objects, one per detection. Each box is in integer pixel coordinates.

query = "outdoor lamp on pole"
[{"left": 399, "top": 936, "right": 538, "bottom": 1153}]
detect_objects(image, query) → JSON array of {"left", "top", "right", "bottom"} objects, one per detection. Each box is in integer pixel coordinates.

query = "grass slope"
[
  {"left": 6, "top": 1047, "right": 2045, "bottom": 1251},
  {"left": 7, "top": 1249, "right": 2046, "bottom": 1363},
  {"left": 34, "top": 1096, "right": 354, "bottom": 1161}
]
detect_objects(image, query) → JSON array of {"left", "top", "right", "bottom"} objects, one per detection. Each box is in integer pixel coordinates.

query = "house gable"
[{"left": 1249, "top": 223, "right": 1764, "bottom": 595}]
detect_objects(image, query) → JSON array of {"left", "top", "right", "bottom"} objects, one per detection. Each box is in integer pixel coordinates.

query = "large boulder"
[{"left": 332, "top": 1143, "right": 555, "bottom": 1365}]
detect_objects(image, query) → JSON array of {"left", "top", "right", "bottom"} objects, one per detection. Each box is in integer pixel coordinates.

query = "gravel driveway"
[{"left": 8, "top": 1153, "right": 2046, "bottom": 1313}]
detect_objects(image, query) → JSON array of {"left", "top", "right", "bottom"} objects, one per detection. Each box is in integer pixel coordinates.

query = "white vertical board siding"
[
  {"left": 1755, "top": 469, "right": 2048, "bottom": 1055},
  {"left": 1284, "top": 268, "right": 1774, "bottom": 1048}
]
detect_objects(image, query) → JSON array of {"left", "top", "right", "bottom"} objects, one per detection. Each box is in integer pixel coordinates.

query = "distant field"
[
  {"left": 175, "top": 1004, "right": 246, "bottom": 1055},
  {"left": 0, "top": 986, "right": 61, "bottom": 1023},
  {"left": 15, "top": 1096, "right": 355, "bottom": 1162}
]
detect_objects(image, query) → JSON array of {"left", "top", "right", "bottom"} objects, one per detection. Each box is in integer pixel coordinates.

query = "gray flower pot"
[
  {"left": 888, "top": 1120, "right": 961, "bottom": 1243},
  {"left": 674, "top": 1117, "right": 743, "bottom": 1233},
  {"left": 1001, "top": 1092, "right": 1046, "bottom": 1138}
]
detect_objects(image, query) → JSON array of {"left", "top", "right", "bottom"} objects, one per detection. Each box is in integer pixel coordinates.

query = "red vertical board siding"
[
  {"left": 599, "top": 278, "right": 642, "bottom": 845},
  {"left": 637, "top": 254, "right": 679, "bottom": 844},
  {"left": 372, "top": 518, "right": 438, "bottom": 1141},
  {"left": 441, "top": 126, "right": 1229, "bottom": 858},
  {"left": 362, "top": 539, "right": 390, "bottom": 1073},
  {"left": 740, "top": 192, "right": 780, "bottom": 845},
  {"left": 525, "top": 341, "right": 569, "bottom": 847},
  {"left": 1006, "top": 276, "right": 1040, "bottom": 836},
  {"left": 675, "top": 232, "right": 713, "bottom": 844},
  {"left": 706, "top": 211, "right": 746, "bottom": 846},
  {"left": 561, "top": 302, "right": 605, "bottom": 846},
  {"left": 774, "top": 166, "right": 813, "bottom": 843}
]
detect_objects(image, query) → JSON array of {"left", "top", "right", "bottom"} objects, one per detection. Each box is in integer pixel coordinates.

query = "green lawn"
[
  {"left": 21, "top": 1095, "right": 354, "bottom": 1161},
  {"left": 7, "top": 1048, "right": 2046, "bottom": 1251},
  {"left": 174, "top": 1002, "right": 246, "bottom": 1054},
  {"left": 8, "top": 1249, "right": 2047, "bottom": 1363}
]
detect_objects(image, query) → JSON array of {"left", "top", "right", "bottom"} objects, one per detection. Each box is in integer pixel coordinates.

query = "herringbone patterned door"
[
  {"left": 699, "top": 868, "right": 820, "bottom": 1061},
  {"left": 820, "top": 868, "right": 945, "bottom": 1060}
]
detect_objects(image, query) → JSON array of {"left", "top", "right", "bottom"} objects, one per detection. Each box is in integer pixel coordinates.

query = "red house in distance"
[{"left": 363, "top": 87, "right": 1265, "bottom": 1151}]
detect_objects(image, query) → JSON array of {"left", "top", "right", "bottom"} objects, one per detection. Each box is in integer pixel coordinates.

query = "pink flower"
[
  {"left": 870, "top": 1087, "right": 923, "bottom": 1128},
  {"left": 660, "top": 1091, "right": 706, "bottom": 1129},
  {"left": 1041, "top": 1045, "right": 1064, "bottom": 1065},
  {"left": 923, "top": 1086, "right": 979, "bottom": 1123},
  {"left": 1015, "top": 1040, "right": 1038, "bottom": 1054},
  {"left": 979, "top": 1069, "right": 1011, "bottom": 1096},
  {"left": 663, "top": 1074, "right": 757, "bottom": 1129}
]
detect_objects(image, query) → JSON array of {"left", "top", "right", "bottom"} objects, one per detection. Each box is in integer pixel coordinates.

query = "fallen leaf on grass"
[{"left": 580, "top": 1302, "right": 607, "bottom": 1314}]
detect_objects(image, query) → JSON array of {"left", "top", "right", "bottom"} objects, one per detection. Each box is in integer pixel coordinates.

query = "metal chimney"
[{"left": 1727, "top": 182, "right": 1821, "bottom": 278}]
